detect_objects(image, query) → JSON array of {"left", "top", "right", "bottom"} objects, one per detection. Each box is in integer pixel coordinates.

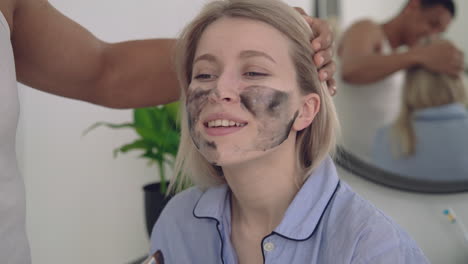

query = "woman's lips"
[
  {"left": 202, "top": 112, "right": 248, "bottom": 137},
  {"left": 202, "top": 112, "right": 248, "bottom": 124},
  {"left": 204, "top": 126, "right": 245, "bottom": 136}
]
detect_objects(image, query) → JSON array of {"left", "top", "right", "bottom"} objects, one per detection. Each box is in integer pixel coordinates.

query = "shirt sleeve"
[
  {"left": 148, "top": 187, "right": 203, "bottom": 262},
  {"left": 353, "top": 245, "right": 429, "bottom": 264},
  {"left": 149, "top": 205, "right": 173, "bottom": 263},
  {"left": 350, "top": 221, "right": 429, "bottom": 264}
]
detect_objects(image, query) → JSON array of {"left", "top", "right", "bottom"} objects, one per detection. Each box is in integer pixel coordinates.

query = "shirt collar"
[
  {"left": 193, "top": 183, "right": 229, "bottom": 222},
  {"left": 192, "top": 157, "right": 340, "bottom": 240},
  {"left": 413, "top": 103, "right": 467, "bottom": 121},
  {"left": 274, "top": 157, "right": 339, "bottom": 240}
]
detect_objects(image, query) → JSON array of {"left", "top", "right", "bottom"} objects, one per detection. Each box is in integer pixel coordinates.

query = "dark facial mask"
[
  {"left": 186, "top": 85, "right": 298, "bottom": 163},
  {"left": 240, "top": 85, "right": 298, "bottom": 151}
]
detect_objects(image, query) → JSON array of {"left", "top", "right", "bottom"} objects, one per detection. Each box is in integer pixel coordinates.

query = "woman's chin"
[{"left": 204, "top": 150, "right": 268, "bottom": 168}]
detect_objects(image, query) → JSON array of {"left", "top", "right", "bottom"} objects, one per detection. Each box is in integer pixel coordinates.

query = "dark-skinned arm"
[
  {"left": 340, "top": 20, "right": 463, "bottom": 85},
  {"left": 13, "top": 0, "right": 178, "bottom": 108},
  {"left": 12, "top": 0, "right": 338, "bottom": 110},
  {"left": 339, "top": 20, "right": 418, "bottom": 85}
]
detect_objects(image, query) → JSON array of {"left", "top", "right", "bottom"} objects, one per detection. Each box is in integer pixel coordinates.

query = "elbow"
[
  {"left": 341, "top": 66, "right": 373, "bottom": 85},
  {"left": 88, "top": 89, "right": 130, "bottom": 109},
  {"left": 84, "top": 79, "right": 129, "bottom": 109},
  {"left": 86, "top": 56, "right": 131, "bottom": 109},
  {"left": 341, "top": 67, "right": 360, "bottom": 84},
  {"left": 80, "top": 45, "right": 128, "bottom": 109},
  {"left": 341, "top": 70, "right": 355, "bottom": 84}
]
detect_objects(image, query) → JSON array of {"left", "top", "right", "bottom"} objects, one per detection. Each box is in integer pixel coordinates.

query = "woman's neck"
[{"left": 224, "top": 140, "right": 301, "bottom": 236}]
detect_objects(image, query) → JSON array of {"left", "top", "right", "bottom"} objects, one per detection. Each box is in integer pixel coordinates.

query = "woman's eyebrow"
[
  {"left": 239, "top": 50, "right": 276, "bottom": 64},
  {"left": 193, "top": 51, "right": 276, "bottom": 64},
  {"left": 194, "top": 53, "right": 219, "bottom": 64}
]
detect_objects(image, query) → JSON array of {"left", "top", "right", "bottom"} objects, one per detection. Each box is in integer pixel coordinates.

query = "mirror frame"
[
  {"left": 316, "top": 0, "right": 468, "bottom": 193},
  {"left": 335, "top": 147, "right": 468, "bottom": 193}
]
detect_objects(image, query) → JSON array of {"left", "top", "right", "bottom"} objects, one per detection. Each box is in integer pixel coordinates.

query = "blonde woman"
[
  {"left": 372, "top": 62, "right": 468, "bottom": 181},
  {"left": 150, "top": 0, "right": 428, "bottom": 263}
]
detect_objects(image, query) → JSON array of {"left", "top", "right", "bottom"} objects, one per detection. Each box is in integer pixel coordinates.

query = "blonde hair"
[
  {"left": 392, "top": 66, "right": 466, "bottom": 156},
  {"left": 170, "top": 0, "right": 339, "bottom": 193}
]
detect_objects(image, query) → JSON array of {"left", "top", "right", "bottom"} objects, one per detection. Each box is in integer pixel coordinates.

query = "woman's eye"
[
  {"left": 244, "top": 72, "right": 269, "bottom": 78},
  {"left": 194, "top": 74, "right": 216, "bottom": 81}
]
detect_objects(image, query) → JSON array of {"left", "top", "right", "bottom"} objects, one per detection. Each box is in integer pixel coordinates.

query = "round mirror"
[{"left": 318, "top": 0, "right": 468, "bottom": 193}]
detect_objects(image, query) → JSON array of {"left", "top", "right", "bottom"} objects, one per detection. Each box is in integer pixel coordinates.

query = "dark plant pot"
[{"left": 143, "top": 182, "right": 173, "bottom": 237}]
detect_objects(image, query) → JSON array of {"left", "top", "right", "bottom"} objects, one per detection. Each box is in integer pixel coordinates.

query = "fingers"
[
  {"left": 292, "top": 6, "right": 337, "bottom": 96},
  {"left": 447, "top": 43, "right": 464, "bottom": 67},
  {"left": 308, "top": 18, "right": 334, "bottom": 52},
  {"left": 313, "top": 48, "right": 333, "bottom": 68},
  {"left": 293, "top": 7, "right": 333, "bottom": 52},
  {"left": 317, "top": 61, "right": 336, "bottom": 82},
  {"left": 318, "top": 61, "right": 338, "bottom": 96},
  {"left": 456, "top": 50, "right": 465, "bottom": 71},
  {"left": 327, "top": 78, "right": 337, "bottom": 96},
  {"left": 293, "top": 7, "right": 307, "bottom": 16},
  {"left": 448, "top": 48, "right": 464, "bottom": 75},
  {"left": 309, "top": 19, "right": 336, "bottom": 86}
]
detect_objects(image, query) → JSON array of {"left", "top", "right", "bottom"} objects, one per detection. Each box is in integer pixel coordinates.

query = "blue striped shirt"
[{"left": 150, "top": 157, "right": 428, "bottom": 263}]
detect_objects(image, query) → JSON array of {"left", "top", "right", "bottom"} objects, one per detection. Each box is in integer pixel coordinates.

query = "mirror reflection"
[
  {"left": 332, "top": 0, "right": 468, "bottom": 189},
  {"left": 371, "top": 66, "right": 468, "bottom": 181}
]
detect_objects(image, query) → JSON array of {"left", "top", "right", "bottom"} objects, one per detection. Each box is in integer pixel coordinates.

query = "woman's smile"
[
  {"left": 204, "top": 124, "right": 246, "bottom": 137},
  {"left": 202, "top": 112, "right": 249, "bottom": 136}
]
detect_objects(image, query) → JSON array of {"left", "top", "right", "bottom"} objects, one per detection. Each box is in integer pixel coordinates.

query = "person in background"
[
  {"left": 0, "top": 0, "right": 337, "bottom": 263},
  {"left": 372, "top": 51, "right": 468, "bottom": 181},
  {"left": 149, "top": 0, "right": 429, "bottom": 263},
  {"left": 334, "top": 0, "right": 463, "bottom": 159}
]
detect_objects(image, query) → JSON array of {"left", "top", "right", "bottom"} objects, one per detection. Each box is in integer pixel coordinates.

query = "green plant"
[{"left": 84, "top": 102, "right": 180, "bottom": 194}]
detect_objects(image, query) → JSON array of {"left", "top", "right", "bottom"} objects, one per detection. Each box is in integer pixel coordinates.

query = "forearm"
[
  {"left": 13, "top": 0, "right": 180, "bottom": 109},
  {"left": 92, "top": 39, "right": 180, "bottom": 108},
  {"left": 341, "top": 51, "right": 419, "bottom": 85}
]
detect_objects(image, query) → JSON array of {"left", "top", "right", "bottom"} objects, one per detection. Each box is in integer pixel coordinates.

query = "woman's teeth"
[{"left": 207, "top": 120, "right": 247, "bottom": 128}]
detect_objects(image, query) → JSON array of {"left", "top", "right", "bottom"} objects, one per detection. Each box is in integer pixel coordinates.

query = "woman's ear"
[{"left": 293, "top": 93, "right": 320, "bottom": 131}]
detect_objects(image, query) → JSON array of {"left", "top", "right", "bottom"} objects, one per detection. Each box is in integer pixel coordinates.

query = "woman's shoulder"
[
  {"left": 332, "top": 183, "right": 409, "bottom": 235},
  {"left": 150, "top": 187, "right": 204, "bottom": 248},
  {"left": 329, "top": 183, "right": 427, "bottom": 262},
  {"left": 162, "top": 186, "right": 204, "bottom": 217}
]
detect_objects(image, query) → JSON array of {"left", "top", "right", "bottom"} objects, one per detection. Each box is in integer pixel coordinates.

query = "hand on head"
[
  {"left": 294, "top": 7, "right": 337, "bottom": 95},
  {"left": 412, "top": 38, "right": 464, "bottom": 77}
]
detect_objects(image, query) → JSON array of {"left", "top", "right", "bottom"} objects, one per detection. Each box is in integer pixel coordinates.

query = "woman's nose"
[{"left": 210, "top": 73, "right": 240, "bottom": 103}]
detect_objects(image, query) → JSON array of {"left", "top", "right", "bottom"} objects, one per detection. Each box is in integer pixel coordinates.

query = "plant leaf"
[
  {"left": 89, "top": 102, "right": 183, "bottom": 193},
  {"left": 82, "top": 122, "right": 135, "bottom": 137},
  {"left": 165, "top": 101, "right": 180, "bottom": 122},
  {"left": 113, "top": 139, "right": 154, "bottom": 158}
]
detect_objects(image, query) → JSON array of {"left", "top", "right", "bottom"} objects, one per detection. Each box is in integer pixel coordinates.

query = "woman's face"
[{"left": 186, "top": 17, "right": 304, "bottom": 166}]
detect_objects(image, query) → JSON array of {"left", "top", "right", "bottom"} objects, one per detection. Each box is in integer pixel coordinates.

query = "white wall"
[
  {"left": 17, "top": 1, "right": 313, "bottom": 263},
  {"left": 445, "top": 0, "right": 468, "bottom": 58},
  {"left": 341, "top": 0, "right": 405, "bottom": 28}
]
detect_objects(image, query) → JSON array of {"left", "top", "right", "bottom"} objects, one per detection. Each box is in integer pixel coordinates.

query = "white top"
[
  {"left": 334, "top": 38, "right": 404, "bottom": 161},
  {"left": 0, "top": 10, "right": 32, "bottom": 264}
]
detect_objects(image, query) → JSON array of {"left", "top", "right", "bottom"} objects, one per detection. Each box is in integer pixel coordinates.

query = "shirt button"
[{"left": 263, "top": 242, "right": 275, "bottom": 252}]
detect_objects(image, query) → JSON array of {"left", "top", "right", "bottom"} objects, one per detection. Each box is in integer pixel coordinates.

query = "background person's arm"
[
  {"left": 13, "top": 0, "right": 179, "bottom": 109},
  {"left": 410, "top": 39, "right": 464, "bottom": 77},
  {"left": 339, "top": 20, "right": 464, "bottom": 85},
  {"left": 339, "top": 20, "right": 418, "bottom": 85}
]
